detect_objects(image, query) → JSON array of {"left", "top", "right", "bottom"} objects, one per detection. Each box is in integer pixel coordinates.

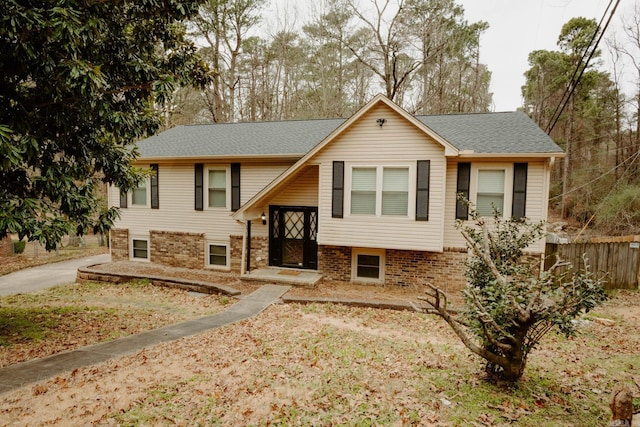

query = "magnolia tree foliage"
[
  {"left": 419, "top": 206, "right": 606, "bottom": 383},
  {"left": 0, "top": 0, "right": 210, "bottom": 250}
]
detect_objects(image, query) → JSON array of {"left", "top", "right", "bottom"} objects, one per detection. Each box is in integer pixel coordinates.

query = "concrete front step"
[{"left": 240, "top": 267, "right": 323, "bottom": 287}]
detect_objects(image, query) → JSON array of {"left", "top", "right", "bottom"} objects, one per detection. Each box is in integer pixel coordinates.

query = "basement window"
[
  {"left": 208, "top": 243, "right": 228, "bottom": 269},
  {"left": 352, "top": 248, "right": 385, "bottom": 283},
  {"left": 131, "top": 239, "right": 149, "bottom": 260}
]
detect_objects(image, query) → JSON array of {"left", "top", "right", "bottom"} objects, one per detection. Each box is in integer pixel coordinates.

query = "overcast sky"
[{"left": 459, "top": 0, "right": 614, "bottom": 111}]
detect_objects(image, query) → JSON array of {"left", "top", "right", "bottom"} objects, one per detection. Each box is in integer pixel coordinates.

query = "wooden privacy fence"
[{"left": 545, "top": 241, "right": 640, "bottom": 290}]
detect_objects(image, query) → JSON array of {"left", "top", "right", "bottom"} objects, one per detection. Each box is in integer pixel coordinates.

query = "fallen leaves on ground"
[
  {"left": 0, "top": 291, "right": 639, "bottom": 426},
  {"left": 0, "top": 281, "right": 227, "bottom": 367},
  {"left": 2, "top": 254, "right": 640, "bottom": 427}
]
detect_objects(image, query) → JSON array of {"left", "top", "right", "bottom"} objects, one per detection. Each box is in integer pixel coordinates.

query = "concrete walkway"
[
  {"left": 0, "top": 253, "right": 111, "bottom": 296},
  {"left": 0, "top": 284, "right": 290, "bottom": 395}
]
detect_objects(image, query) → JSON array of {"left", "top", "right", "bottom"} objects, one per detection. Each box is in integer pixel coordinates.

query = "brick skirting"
[
  {"left": 108, "top": 226, "right": 524, "bottom": 294},
  {"left": 110, "top": 229, "right": 129, "bottom": 261},
  {"left": 386, "top": 248, "right": 468, "bottom": 293},
  {"left": 319, "top": 244, "right": 469, "bottom": 292},
  {"left": 150, "top": 230, "right": 204, "bottom": 269},
  {"left": 111, "top": 229, "right": 262, "bottom": 272},
  {"left": 231, "top": 235, "right": 270, "bottom": 273},
  {"left": 318, "top": 245, "right": 352, "bottom": 282},
  {"left": 0, "top": 232, "right": 12, "bottom": 257}
]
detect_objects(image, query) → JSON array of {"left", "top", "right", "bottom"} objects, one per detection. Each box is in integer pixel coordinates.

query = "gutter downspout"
[
  {"left": 246, "top": 220, "right": 252, "bottom": 273},
  {"left": 239, "top": 220, "right": 247, "bottom": 276}
]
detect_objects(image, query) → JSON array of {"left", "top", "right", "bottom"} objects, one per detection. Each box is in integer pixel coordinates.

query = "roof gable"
[{"left": 233, "top": 95, "right": 461, "bottom": 219}]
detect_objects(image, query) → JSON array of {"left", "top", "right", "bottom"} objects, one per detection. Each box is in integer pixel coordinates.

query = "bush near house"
[
  {"left": 12, "top": 240, "right": 25, "bottom": 255},
  {"left": 420, "top": 204, "right": 607, "bottom": 383}
]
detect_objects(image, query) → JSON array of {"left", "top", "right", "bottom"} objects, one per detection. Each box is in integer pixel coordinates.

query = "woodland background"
[{"left": 159, "top": 0, "right": 640, "bottom": 236}]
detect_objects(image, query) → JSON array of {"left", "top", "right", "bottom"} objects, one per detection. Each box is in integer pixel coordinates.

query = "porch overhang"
[{"left": 233, "top": 164, "right": 318, "bottom": 221}]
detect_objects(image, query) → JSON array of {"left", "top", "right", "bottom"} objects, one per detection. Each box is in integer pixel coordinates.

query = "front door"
[{"left": 269, "top": 206, "right": 318, "bottom": 269}]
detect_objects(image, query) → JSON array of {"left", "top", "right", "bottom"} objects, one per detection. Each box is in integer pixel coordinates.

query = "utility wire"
[
  {"left": 572, "top": 149, "right": 640, "bottom": 240},
  {"left": 549, "top": 149, "right": 640, "bottom": 201},
  {"left": 545, "top": 0, "right": 621, "bottom": 134}
]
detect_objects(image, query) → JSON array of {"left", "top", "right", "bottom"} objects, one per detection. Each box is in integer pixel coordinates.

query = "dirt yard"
[{"left": 0, "top": 275, "right": 638, "bottom": 426}]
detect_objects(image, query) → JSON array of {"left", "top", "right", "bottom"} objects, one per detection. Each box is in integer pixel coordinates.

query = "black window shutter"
[
  {"left": 119, "top": 189, "right": 127, "bottom": 208},
  {"left": 231, "top": 163, "right": 240, "bottom": 211},
  {"left": 416, "top": 160, "right": 430, "bottom": 221},
  {"left": 455, "top": 162, "right": 471, "bottom": 220},
  {"left": 512, "top": 163, "right": 528, "bottom": 219},
  {"left": 150, "top": 164, "right": 159, "bottom": 209},
  {"left": 332, "top": 161, "right": 344, "bottom": 218},
  {"left": 195, "top": 164, "right": 203, "bottom": 211}
]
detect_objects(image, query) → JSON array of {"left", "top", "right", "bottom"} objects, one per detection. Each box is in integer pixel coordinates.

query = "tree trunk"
[{"left": 561, "top": 94, "right": 574, "bottom": 219}]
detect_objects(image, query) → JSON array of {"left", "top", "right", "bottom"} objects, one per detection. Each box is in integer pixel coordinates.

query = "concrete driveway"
[{"left": 0, "top": 254, "right": 111, "bottom": 296}]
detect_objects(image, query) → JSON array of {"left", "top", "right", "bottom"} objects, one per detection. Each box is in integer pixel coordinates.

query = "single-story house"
[{"left": 109, "top": 94, "right": 563, "bottom": 291}]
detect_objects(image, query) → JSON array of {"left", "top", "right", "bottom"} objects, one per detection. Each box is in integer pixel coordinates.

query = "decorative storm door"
[{"left": 269, "top": 206, "right": 318, "bottom": 269}]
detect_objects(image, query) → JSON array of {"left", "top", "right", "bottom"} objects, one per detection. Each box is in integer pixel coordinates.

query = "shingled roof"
[
  {"left": 136, "top": 111, "right": 562, "bottom": 159},
  {"left": 136, "top": 118, "right": 346, "bottom": 159},
  {"left": 417, "top": 111, "right": 562, "bottom": 154}
]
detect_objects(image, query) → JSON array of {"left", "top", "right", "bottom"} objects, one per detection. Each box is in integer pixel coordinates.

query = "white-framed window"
[
  {"left": 348, "top": 165, "right": 411, "bottom": 217},
  {"left": 131, "top": 179, "right": 149, "bottom": 206},
  {"left": 470, "top": 164, "right": 513, "bottom": 218},
  {"left": 131, "top": 238, "right": 149, "bottom": 261},
  {"left": 206, "top": 167, "right": 228, "bottom": 209},
  {"left": 476, "top": 170, "right": 505, "bottom": 216},
  {"left": 352, "top": 248, "right": 385, "bottom": 283},
  {"left": 382, "top": 167, "right": 409, "bottom": 216},
  {"left": 207, "top": 243, "right": 229, "bottom": 269},
  {"left": 351, "top": 167, "right": 376, "bottom": 214}
]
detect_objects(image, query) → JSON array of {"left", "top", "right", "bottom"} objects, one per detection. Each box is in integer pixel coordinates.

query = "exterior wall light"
[
  {"left": 376, "top": 118, "right": 387, "bottom": 126},
  {"left": 261, "top": 212, "right": 266, "bottom": 225}
]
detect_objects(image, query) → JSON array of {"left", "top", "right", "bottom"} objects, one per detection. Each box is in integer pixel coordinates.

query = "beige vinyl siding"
[
  {"left": 443, "top": 159, "right": 548, "bottom": 253},
  {"left": 110, "top": 162, "right": 291, "bottom": 242},
  {"left": 239, "top": 163, "right": 291, "bottom": 204},
  {"left": 443, "top": 160, "right": 463, "bottom": 249},
  {"left": 244, "top": 166, "right": 320, "bottom": 239},
  {"left": 314, "top": 103, "right": 447, "bottom": 252},
  {"left": 269, "top": 166, "right": 319, "bottom": 207}
]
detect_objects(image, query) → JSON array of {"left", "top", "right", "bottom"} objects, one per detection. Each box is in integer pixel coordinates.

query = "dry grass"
[
  {"left": 0, "top": 281, "right": 638, "bottom": 426},
  {"left": 0, "top": 280, "right": 229, "bottom": 367}
]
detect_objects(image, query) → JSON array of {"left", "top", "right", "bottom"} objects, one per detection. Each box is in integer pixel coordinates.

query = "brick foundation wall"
[
  {"left": 386, "top": 247, "right": 468, "bottom": 293},
  {"left": 110, "top": 229, "right": 129, "bottom": 261},
  {"left": 318, "top": 244, "right": 470, "bottom": 292},
  {"left": 0, "top": 232, "right": 12, "bottom": 257},
  {"left": 250, "top": 236, "right": 269, "bottom": 270},
  {"left": 230, "top": 235, "right": 243, "bottom": 273},
  {"left": 231, "top": 235, "right": 270, "bottom": 273},
  {"left": 150, "top": 230, "right": 204, "bottom": 269},
  {"left": 318, "top": 245, "right": 352, "bottom": 281}
]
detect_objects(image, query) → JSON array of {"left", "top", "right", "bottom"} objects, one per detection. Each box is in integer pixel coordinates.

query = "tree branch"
[
  {"left": 419, "top": 284, "right": 510, "bottom": 369},
  {"left": 464, "top": 288, "right": 515, "bottom": 350}
]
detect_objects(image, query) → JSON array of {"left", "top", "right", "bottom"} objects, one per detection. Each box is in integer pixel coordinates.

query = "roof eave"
[
  {"left": 133, "top": 153, "right": 304, "bottom": 164},
  {"left": 456, "top": 152, "right": 565, "bottom": 159}
]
